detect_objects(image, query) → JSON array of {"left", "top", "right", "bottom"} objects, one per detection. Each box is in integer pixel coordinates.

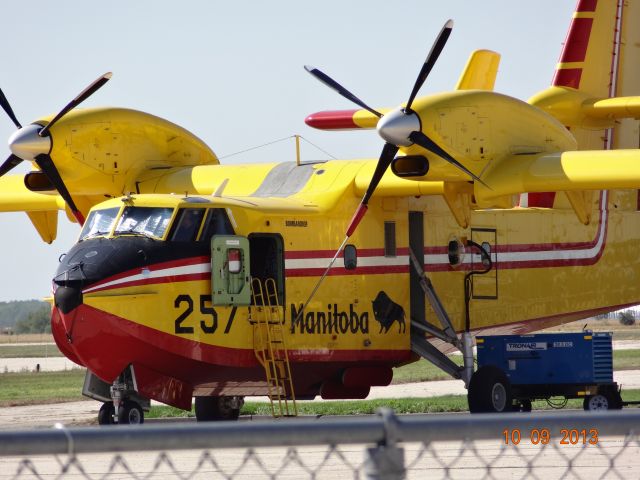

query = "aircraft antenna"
[{"left": 218, "top": 135, "right": 335, "bottom": 162}]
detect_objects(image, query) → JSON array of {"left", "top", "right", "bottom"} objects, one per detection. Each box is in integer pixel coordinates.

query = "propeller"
[
  {"left": 39, "top": 72, "right": 112, "bottom": 138},
  {"left": 0, "top": 72, "right": 112, "bottom": 224},
  {"left": 0, "top": 88, "right": 21, "bottom": 129},
  {"left": 304, "top": 66, "right": 383, "bottom": 118},
  {"left": 409, "top": 130, "right": 487, "bottom": 187},
  {"left": 0, "top": 154, "right": 21, "bottom": 177},
  {"left": 305, "top": 19, "right": 482, "bottom": 237},
  {"left": 405, "top": 19, "right": 453, "bottom": 112},
  {"left": 294, "top": 20, "right": 473, "bottom": 320}
]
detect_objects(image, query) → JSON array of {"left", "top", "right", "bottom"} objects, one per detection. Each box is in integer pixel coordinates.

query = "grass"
[
  {"left": 147, "top": 397, "right": 471, "bottom": 419},
  {"left": 392, "top": 348, "right": 640, "bottom": 383},
  {"left": 0, "top": 348, "right": 637, "bottom": 407},
  {"left": 544, "top": 317, "right": 640, "bottom": 340},
  {"left": 392, "top": 356, "right": 464, "bottom": 383},
  {"left": 0, "top": 369, "right": 86, "bottom": 407},
  {"left": 613, "top": 349, "right": 640, "bottom": 370},
  {"left": 0, "top": 333, "right": 54, "bottom": 344},
  {"left": 0, "top": 344, "right": 63, "bottom": 358},
  {"left": 147, "top": 389, "right": 640, "bottom": 419}
]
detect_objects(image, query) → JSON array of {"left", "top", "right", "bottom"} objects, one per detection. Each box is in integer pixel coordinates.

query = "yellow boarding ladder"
[{"left": 250, "top": 277, "right": 297, "bottom": 417}]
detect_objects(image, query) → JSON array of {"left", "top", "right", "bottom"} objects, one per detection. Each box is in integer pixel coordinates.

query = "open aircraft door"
[{"left": 211, "top": 236, "right": 251, "bottom": 306}]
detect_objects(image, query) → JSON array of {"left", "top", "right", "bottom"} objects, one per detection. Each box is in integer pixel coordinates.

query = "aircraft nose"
[
  {"left": 8, "top": 124, "right": 51, "bottom": 161},
  {"left": 54, "top": 284, "right": 84, "bottom": 314},
  {"left": 376, "top": 107, "right": 421, "bottom": 147}
]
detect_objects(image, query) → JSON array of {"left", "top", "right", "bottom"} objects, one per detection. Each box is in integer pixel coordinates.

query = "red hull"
[{"left": 51, "top": 304, "right": 407, "bottom": 409}]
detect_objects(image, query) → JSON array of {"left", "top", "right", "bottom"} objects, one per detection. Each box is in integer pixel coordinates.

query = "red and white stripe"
[
  {"left": 83, "top": 256, "right": 211, "bottom": 294},
  {"left": 82, "top": 192, "right": 608, "bottom": 291},
  {"left": 286, "top": 191, "right": 608, "bottom": 276}
]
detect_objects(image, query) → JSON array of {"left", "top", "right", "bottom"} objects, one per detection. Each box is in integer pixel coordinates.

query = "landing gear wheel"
[
  {"left": 98, "top": 402, "right": 115, "bottom": 425},
  {"left": 468, "top": 366, "right": 513, "bottom": 413},
  {"left": 195, "top": 396, "right": 243, "bottom": 421},
  {"left": 118, "top": 400, "right": 144, "bottom": 424}
]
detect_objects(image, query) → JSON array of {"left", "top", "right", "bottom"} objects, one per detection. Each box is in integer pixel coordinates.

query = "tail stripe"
[{"left": 558, "top": 17, "right": 593, "bottom": 64}]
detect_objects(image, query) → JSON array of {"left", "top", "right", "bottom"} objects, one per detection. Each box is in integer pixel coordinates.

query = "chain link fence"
[{"left": 0, "top": 409, "right": 639, "bottom": 479}]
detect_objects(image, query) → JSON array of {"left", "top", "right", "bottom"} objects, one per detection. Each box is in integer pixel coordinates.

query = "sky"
[{"left": 0, "top": 0, "right": 576, "bottom": 301}]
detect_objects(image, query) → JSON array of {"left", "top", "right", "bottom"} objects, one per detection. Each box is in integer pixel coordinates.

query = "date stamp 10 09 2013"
[{"left": 503, "top": 428, "right": 599, "bottom": 446}]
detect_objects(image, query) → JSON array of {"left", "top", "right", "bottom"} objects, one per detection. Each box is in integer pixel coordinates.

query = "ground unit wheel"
[
  {"left": 468, "top": 366, "right": 512, "bottom": 413},
  {"left": 98, "top": 402, "right": 115, "bottom": 425},
  {"left": 195, "top": 396, "right": 242, "bottom": 421},
  {"left": 118, "top": 400, "right": 144, "bottom": 424},
  {"left": 583, "top": 394, "right": 609, "bottom": 411},
  {"left": 512, "top": 399, "right": 532, "bottom": 412},
  {"left": 583, "top": 390, "right": 622, "bottom": 411}
]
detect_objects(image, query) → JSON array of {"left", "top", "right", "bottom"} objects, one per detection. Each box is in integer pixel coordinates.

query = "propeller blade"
[
  {"left": 39, "top": 72, "right": 112, "bottom": 137},
  {"left": 405, "top": 19, "right": 453, "bottom": 112},
  {"left": 304, "top": 65, "right": 383, "bottom": 118},
  {"left": 361, "top": 142, "right": 400, "bottom": 206},
  {"left": 0, "top": 87, "right": 22, "bottom": 129},
  {"left": 296, "top": 141, "right": 399, "bottom": 317},
  {"left": 0, "top": 154, "right": 23, "bottom": 177},
  {"left": 34, "top": 154, "right": 85, "bottom": 224},
  {"left": 346, "top": 142, "right": 399, "bottom": 237},
  {"left": 409, "top": 130, "right": 489, "bottom": 187}
]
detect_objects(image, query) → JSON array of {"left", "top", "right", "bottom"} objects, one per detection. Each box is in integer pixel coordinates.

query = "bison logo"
[{"left": 371, "top": 291, "right": 406, "bottom": 334}]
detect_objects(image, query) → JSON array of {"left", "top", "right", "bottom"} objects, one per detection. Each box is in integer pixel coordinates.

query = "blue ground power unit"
[
  {"left": 476, "top": 331, "right": 613, "bottom": 385},
  {"left": 468, "top": 331, "right": 625, "bottom": 412}
]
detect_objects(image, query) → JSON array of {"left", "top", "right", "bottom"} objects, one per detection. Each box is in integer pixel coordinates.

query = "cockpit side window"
[
  {"left": 79, "top": 207, "right": 120, "bottom": 240},
  {"left": 114, "top": 207, "right": 173, "bottom": 239},
  {"left": 170, "top": 208, "right": 206, "bottom": 242},
  {"left": 199, "top": 209, "right": 235, "bottom": 243}
]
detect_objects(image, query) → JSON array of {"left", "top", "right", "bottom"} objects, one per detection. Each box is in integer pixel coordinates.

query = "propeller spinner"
[{"left": 0, "top": 72, "right": 112, "bottom": 224}]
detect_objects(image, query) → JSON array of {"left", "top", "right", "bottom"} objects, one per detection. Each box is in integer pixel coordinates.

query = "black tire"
[
  {"left": 607, "top": 389, "right": 624, "bottom": 410},
  {"left": 118, "top": 400, "right": 144, "bottom": 424},
  {"left": 468, "top": 366, "right": 512, "bottom": 413},
  {"left": 583, "top": 394, "right": 609, "bottom": 411},
  {"left": 520, "top": 399, "right": 532, "bottom": 412},
  {"left": 583, "top": 390, "right": 623, "bottom": 411},
  {"left": 98, "top": 402, "right": 115, "bottom": 425},
  {"left": 195, "top": 396, "right": 242, "bottom": 421}
]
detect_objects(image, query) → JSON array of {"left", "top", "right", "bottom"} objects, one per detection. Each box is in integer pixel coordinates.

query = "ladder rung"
[{"left": 251, "top": 277, "right": 297, "bottom": 418}]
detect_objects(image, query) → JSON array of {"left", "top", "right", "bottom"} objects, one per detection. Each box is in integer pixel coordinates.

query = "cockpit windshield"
[
  {"left": 114, "top": 207, "right": 174, "bottom": 239},
  {"left": 79, "top": 207, "right": 120, "bottom": 240}
]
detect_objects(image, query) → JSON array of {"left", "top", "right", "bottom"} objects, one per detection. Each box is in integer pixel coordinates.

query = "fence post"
[{"left": 363, "top": 408, "right": 405, "bottom": 480}]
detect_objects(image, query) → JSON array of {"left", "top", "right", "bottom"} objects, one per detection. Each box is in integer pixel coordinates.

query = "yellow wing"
[
  {"left": 477, "top": 149, "right": 640, "bottom": 202},
  {"left": 0, "top": 175, "right": 65, "bottom": 243}
]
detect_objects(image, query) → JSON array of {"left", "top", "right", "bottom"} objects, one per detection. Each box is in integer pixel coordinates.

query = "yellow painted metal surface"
[
  {"left": 26, "top": 211, "right": 58, "bottom": 243},
  {"left": 4, "top": 0, "right": 640, "bottom": 375},
  {"left": 352, "top": 108, "right": 389, "bottom": 129},
  {"left": 476, "top": 149, "right": 640, "bottom": 202},
  {"left": 455, "top": 49, "right": 501, "bottom": 91},
  {"left": 0, "top": 175, "right": 64, "bottom": 212}
]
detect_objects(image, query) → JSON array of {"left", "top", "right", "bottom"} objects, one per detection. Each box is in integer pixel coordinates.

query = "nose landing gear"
[{"left": 84, "top": 368, "right": 150, "bottom": 425}]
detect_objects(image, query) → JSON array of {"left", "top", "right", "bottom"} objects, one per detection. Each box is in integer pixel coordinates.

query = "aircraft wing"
[
  {"left": 0, "top": 175, "right": 64, "bottom": 212},
  {"left": 0, "top": 175, "right": 65, "bottom": 243},
  {"left": 477, "top": 149, "right": 640, "bottom": 201}
]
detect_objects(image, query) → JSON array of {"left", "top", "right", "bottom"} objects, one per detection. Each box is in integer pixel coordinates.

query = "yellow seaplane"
[{"left": 0, "top": 0, "right": 639, "bottom": 423}]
